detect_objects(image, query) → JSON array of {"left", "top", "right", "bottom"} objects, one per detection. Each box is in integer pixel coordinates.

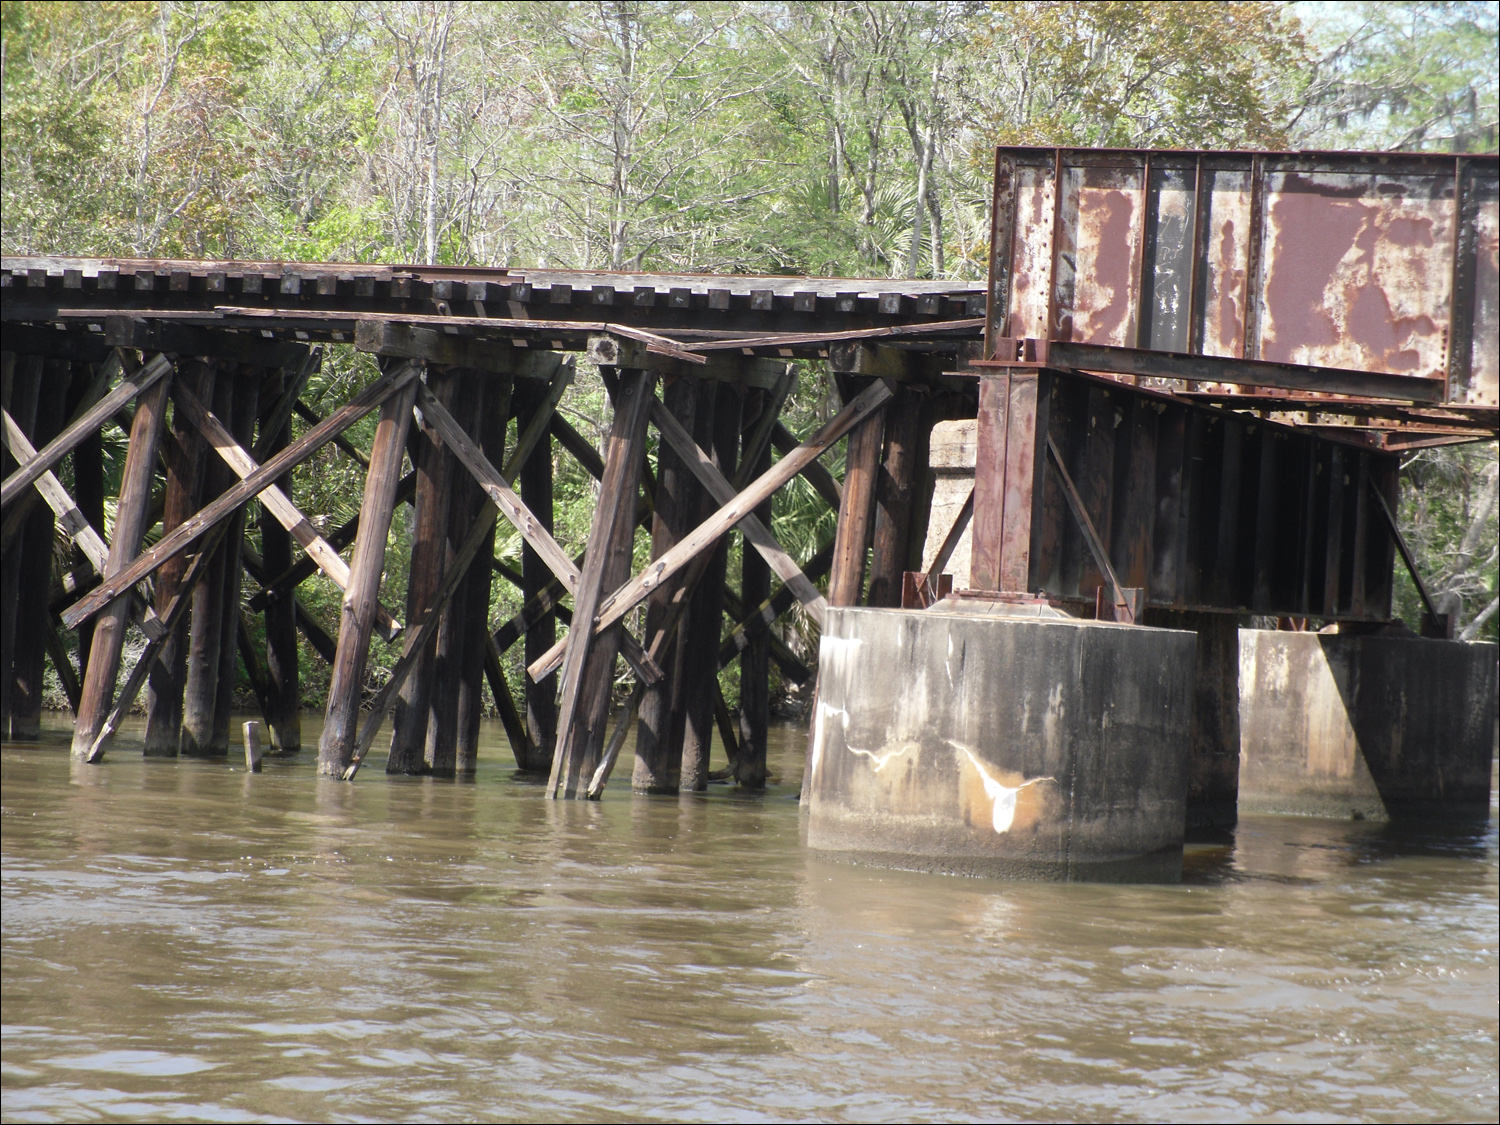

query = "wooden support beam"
[
  {"left": 102, "top": 315, "right": 309, "bottom": 369},
  {"left": 387, "top": 366, "right": 462, "bottom": 775},
  {"left": 318, "top": 375, "right": 420, "bottom": 777},
  {"left": 426, "top": 370, "right": 488, "bottom": 776},
  {"left": 868, "top": 387, "right": 922, "bottom": 607},
  {"left": 71, "top": 369, "right": 173, "bottom": 758},
  {"left": 737, "top": 388, "right": 773, "bottom": 788},
  {"left": 10, "top": 362, "right": 70, "bottom": 737},
  {"left": 72, "top": 397, "right": 106, "bottom": 674},
  {"left": 519, "top": 384, "right": 560, "bottom": 772},
  {"left": 170, "top": 378, "right": 404, "bottom": 643},
  {"left": 485, "top": 633, "right": 537, "bottom": 771},
  {"left": 828, "top": 390, "right": 886, "bottom": 607},
  {"left": 83, "top": 522, "right": 234, "bottom": 761},
  {"left": 145, "top": 359, "right": 214, "bottom": 756},
  {"left": 182, "top": 373, "right": 236, "bottom": 757},
  {"left": 632, "top": 376, "right": 710, "bottom": 793},
  {"left": 1, "top": 351, "right": 166, "bottom": 509},
  {"left": 2, "top": 356, "right": 44, "bottom": 735},
  {"left": 417, "top": 380, "right": 661, "bottom": 685},
  {"left": 258, "top": 370, "right": 300, "bottom": 752},
  {"left": 209, "top": 371, "right": 260, "bottom": 755},
  {"left": 62, "top": 360, "right": 421, "bottom": 630},
  {"left": 43, "top": 617, "right": 81, "bottom": 715},
  {"left": 650, "top": 396, "right": 827, "bottom": 626},
  {"left": 541, "top": 378, "right": 893, "bottom": 670},
  {"left": 548, "top": 366, "right": 656, "bottom": 799},
  {"left": 770, "top": 422, "right": 842, "bottom": 509}
]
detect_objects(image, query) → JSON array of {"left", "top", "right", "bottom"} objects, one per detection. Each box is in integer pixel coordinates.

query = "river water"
[{"left": 2, "top": 713, "right": 1496, "bottom": 1123}]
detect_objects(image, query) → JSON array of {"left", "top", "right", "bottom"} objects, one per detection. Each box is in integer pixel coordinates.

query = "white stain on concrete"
[
  {"left": 847, "top": 741, "right": 919, "bottom": 773},
  {"left": 948, "top": 740, "right": 1055, "bottom": 834},
  {"left": 810, "top": 700, "right": 850, "bottom": 779}
]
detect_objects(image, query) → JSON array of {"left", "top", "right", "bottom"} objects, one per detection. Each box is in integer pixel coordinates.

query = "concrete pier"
[
  {"left": 805, "top": 605, "right": 1197, "bottom": 882},
  {"left": 1238, "top": 630, "right": 1498, "bottom": 822}
]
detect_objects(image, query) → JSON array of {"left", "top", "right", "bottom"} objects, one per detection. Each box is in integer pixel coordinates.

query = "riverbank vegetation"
[{"left": 4, "top": 0, "right": 1495, "bottom": 714}]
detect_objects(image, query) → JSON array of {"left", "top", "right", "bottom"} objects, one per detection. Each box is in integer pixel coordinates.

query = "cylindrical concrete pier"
[{"left": 804, "top": 604, "right": 1198, "bottom": 882}]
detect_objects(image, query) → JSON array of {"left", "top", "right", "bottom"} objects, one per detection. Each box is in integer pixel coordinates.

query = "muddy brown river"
[{"left": 3, "top": 713, "right": 1496, "bottom": 1123}]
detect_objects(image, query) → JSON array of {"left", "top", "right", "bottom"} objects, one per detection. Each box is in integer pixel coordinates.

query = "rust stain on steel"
[
  {"left": 1008, "top": 165, "right": 1056, "bottom": 340},
  {"left": 1259, "top": 171, "right": 1451, "bottom": 378},
  {"left": 1054, "top": 167, "right": 1141, "bottom": 347},
  {"left": 1467, "top": 192, "right": 1499, "bottom": 405}
]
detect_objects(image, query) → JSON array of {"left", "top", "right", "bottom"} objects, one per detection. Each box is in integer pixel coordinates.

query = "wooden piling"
[
  {"left": 868, "top": 387, "right": 922, "bottom": 608},
  {"left": 455, "top": 370, "right": 513, "bottom": 774},
  {"left": 736, "top": 387, "right": 773, "bottom": 788},
  {"left": 679, "top": 384, "right": 741, "bottom": 792},
  {"left": 519, "top": 388, "right": 558, "bottom": 772},
  {"left": 828, "top": 390, "right": 885, "bottom": 607},
  {"left": 549, "top": 360, "right": 655, "bottom": 798},
  {"left": 1, "top": 355, "right": 42, "bottom": 735},
  {"left": 145, "top": 360, "right": 214, "bottom": 756},
  {"left": 71, "top": 369, "right": 173, "bottom": 758},
  {"left": 243, "top": 720, "right": 263, "bottom": 773},
  {"left": 425, "top": 369, "right": 487, "bottom": 776},
  {"left": 72, "top": 381, "right": 106, "bottom": 676},
  {"left": 258, "top": 370, "right": 301, "bottom": 751},
  {"left": 181, "top": 372, "right": 235, "bottom": 756},
  {"left": 632, "top": 375, "right": 705, "bottom": 793},
  {"left": 209, "top": 370, "right": 261, "bottom": 754},
  {"left": 10, "top": 361, "right": 71, "bottom": 738},
  {"left": 388, "top": 365, "right": 460, "bottom": 775},
  {"left": 318, "top": 372, "right": 419, "bottom": 777}
]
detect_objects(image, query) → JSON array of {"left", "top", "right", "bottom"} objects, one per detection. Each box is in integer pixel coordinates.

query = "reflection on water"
[{"left": 3, "top": 714, "right": 1496, "bottom": 1123}]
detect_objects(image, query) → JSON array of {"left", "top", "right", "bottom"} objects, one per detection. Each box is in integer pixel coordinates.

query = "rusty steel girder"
[{"left": 986, "top": 147, "right": 1499, "bottom": 417}]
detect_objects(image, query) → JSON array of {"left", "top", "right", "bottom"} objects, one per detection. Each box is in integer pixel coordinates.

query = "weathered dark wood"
[
  {"left": 829, "top": 390, "right": 885, "bottom": 607},
  {"left": 182, "top": 373, "right": 235, "bottom": 757},
  {"left": 209, "top": 371, "right": 260, "bottom": 755},
  {"left": 484, "top": 634, "right": 536, "bottom": 769},
  {"left": 236, "top": 608, "right": 276, "bottom": 736},
  {"left": 770, "top": 421, "right": 843, "bottom": 510},
  {"left": 737, "top": 388, "right": 772, "bottom": 788},
  {"left": 1322, "top": 444, "right": 1346, "bottom": 617},
  {"left": 1, "top": 351, "right": 164, "bottom": 510},
  {"left": 62, "top": 361, "right": 420, "bottom": 630},
  {"left": 43, "top": 617, "right": 81, "bottom": 714},
  {"left": 71, "top": 370, "right": 172, "bottom": 758},
  {"left": 1076, "top": 386, "right": 1117, "bottom": 600},
  {"left": 73, "top": 404, "right": 106, "bottom": 675},
  {"left": 259, "top": 371, "right": 301, "bottom": 752},
  {"left": 0, "top": 355, "right": 42, "bottom": 735},
  {"left": 680, "top": 385, "right": 741, "bottom": 793},
  {"left": 10, "top": 361, "right": 70, "bottom": 738},
  {"left": 868, "top": 387, "right": 921, "bottom": 607},
  {"left": 426, "top": 370, "right": 487, "bottom": 776},
  {"left": 520, "top": 392, "right": 558, "bottom": 773},
  {"left": 1109, "top": 396, "right": 1158, "bottom": 595},
  {"left": 145, "top": 360, "right": 214, "bottom": 756},
  {"left": 318, "top": 376, "right": 419, "bottom": 777},
  {"left": 455, "top": 371, "right": 513, "bottom": 775},
  {"left": 388, "top": 365, "right": 461, "bottom": 775},
  {"left": 549, "top": 365, "right": 655, "bottom": 799}
]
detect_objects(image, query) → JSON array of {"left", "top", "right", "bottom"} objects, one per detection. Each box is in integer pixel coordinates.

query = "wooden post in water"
[
  {"left": 632, "top": 374, "right": 704, "bottom": 793},
  {"left": 182, "top": 372, "right": 236, "bottom": 756},
  {"left": 71, "top": 369, "right": 173, "bottom": 758},
  {"left": 549, "top": 347, "right": 654, "bottom": 798},
  {"left": 737, "top": 386, "right": 773, "bottom": 789},
  {"left": 455, "top": 369, "right": 513, "bottom": 775},
  {"left": 425, "top": 369, "right": 486, "bottom": 776},
  {"left": 388, "top": 365, "right": 460, "bottom": 775},
  {"left": 145, "top": 359, "right": 214, "bottom": 756},
  {"left": 72, "top": 366, "right": 107, "bottom": 677},
  {"left": 259, "top": 370, "right": 301, "bottom": 752},
  {"left": 10, "top": 360, "right": 69, "bottom": 738},
  {"left": 318, "top": 372, "right": 419, "bottom": 777},
  {"left": 679, "top": 384, "right": 742, "bottom": 792},
  {"left": 209, "top": 370, "right": 261, "bottom": 754},
  {"left": 519, "top": 385, "right": 559, "bottom": 773},
  {"left": 1, "top": 355, "right": 43, "bottom": 735},
  {"left": 243, "top": 720, "right": 263, "bottom": 773}
]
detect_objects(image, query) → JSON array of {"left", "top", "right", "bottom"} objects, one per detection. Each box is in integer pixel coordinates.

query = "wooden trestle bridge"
[{"left": 2, "top": 146, "right": 1496, "bottom": 799}]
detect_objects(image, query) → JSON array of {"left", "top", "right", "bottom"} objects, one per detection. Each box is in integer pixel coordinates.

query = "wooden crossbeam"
[
  {"left": 650, "top": 397, "right": 827, "bottom": 626},
  {"left": 1, "top": 406, "right": 165, "bottom": 639},
  {"left": 414, "top": 381, "right": 661, "bottom": 685},
  {"left": 1, "top": 351, "right": 168, "bottom": 509},
  {"left": 171, "top": 381, "right": 403, "bottom": 642},
  {"left": 61, "top": 360, "right": 421, "bottom": 630},
  {"left": 529, "top": 379, "right": 893, "bottom": 679}
]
